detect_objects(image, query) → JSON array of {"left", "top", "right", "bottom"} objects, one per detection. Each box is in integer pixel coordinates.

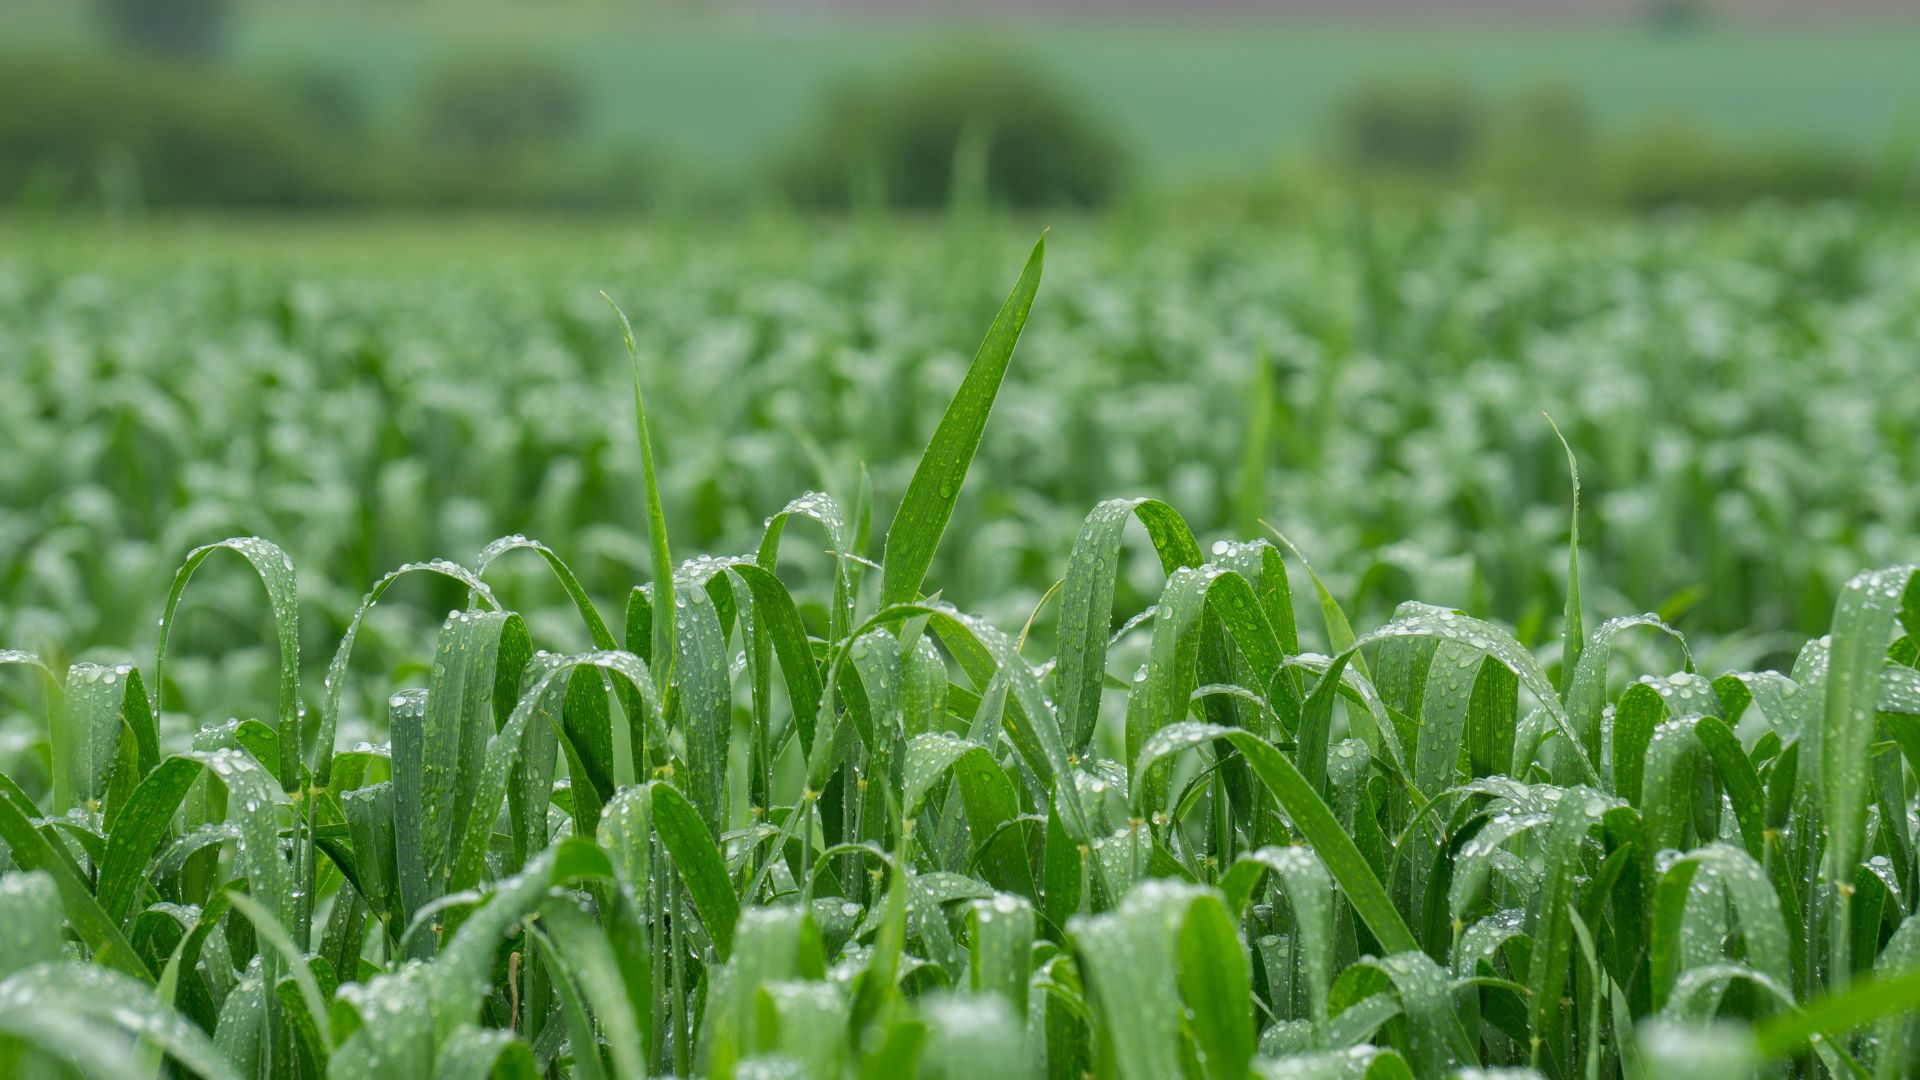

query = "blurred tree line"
[
  {"left": 1, "top": 10, "right": 1910, "bottom": 215},
  {"left": 1325, "top": 73, "right": 1900, "bottom": 212}
]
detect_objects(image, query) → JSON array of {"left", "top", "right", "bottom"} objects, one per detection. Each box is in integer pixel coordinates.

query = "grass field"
[
  {"left": 3, "top": 204, "right": 1920, "bottom": 1077},
  {"left": 6, "top": 3, "right": 1920, "bottom": 179}
]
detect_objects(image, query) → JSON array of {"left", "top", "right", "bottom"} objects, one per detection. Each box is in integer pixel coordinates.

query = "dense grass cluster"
[
  {"left": 5, "top": 209, "right": 1918, "bottom": 685},
  {"left": 1, "top": 235, "right": 1918, "bottom": 1077}
]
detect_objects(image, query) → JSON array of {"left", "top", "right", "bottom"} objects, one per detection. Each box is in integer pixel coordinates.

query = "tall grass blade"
[{"left": 881, "top": 235, "right": 1044, "bottom": 607}]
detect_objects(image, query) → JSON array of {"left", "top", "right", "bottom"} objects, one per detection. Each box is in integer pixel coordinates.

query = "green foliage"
[
  {"left": 1598, "top": 120, "right": 1867, "bottom": 209},
  {"left": 1333, "top": 74, "right": 1484, "bottom": 176},
  {"left": 0, "top": 53, "right": 655, "bottom": 212},
  {"left": 775, "top": 51, "right": 1127, "bottom": 211},
  {"left": 1325, "top": 73, "right": 1881, "bottom": 207},
  {"left": 7, "top": 209, "right": 1918, "bottom": 684},
  {"left": 95, "top": 0, "right": 229, "bottom": 61},
  {"left": 0, "top": 55, "right": 345, "bottom": 209},
  {"left": 419, "top": 57, "right": 588, "bottom": 157},
  {"left": 3, "top": 236, "right": 1919, "bottom": 1077}
]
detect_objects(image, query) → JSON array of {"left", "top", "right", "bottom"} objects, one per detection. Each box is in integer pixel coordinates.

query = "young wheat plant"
[{"left": 1, "top": 237, "right": 1918, "bottom": 1079}]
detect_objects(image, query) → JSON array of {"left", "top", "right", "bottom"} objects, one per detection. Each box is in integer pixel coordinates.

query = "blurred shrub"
[
  {"left": 0, "top": 54, "right": 660, "bottom": 212},
  {"left": 1477, "top": 81, "right": 1596, "bottom": 200},
  {"left": 418, "top": 58, "right": 588, "bottom": 157},
  {"left": 776, "top": 51, "right": 1127, "bottom": 211},
  {"left": 404, "top": 58, "right": 662, "bottom": 208},
  {"left": 1598, "top": 119, "right": 1864, "bottom": 208},
  {"left": 1333, "top": 74, "right": 1483, "bottom": 175},
  {"left": 274, "top": 67, "right": 369, "bottom": 139},
  {"left": 97, "top": 0, "right": 229, "bottom": 60},
  {"left": 0, "top": 55, "right": 345, "bottom": 209},
  {"left": 1317, "top": 73, "right": 1871, "bottom": 211}
]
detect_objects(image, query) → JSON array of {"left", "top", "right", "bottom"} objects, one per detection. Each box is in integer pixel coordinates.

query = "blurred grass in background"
[{"left": 7, "top": 204, "right": 1918, "bottom": 729}]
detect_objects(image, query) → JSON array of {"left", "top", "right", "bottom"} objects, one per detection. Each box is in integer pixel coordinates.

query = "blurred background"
[
  {"left": 5, "top": 0, "right": 1920, "bottom": 730},
  {"left": 3, "top": 0, "right": 1918, "bottom": 215}
]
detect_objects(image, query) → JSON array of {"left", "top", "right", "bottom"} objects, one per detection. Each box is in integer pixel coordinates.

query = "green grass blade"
[
  {"left": 1264, "top": 526, "right": 1366, "bottom": 680},
  {"left": 97, "top": 755, "right": 206, "bottom": 926},
  {"left": 224, "top": 889, "right": 333, "bottom": 1060},
  {"left": 1545, "top": 413, "right": 1583, "bottom": 696},
  {"left": 670, "top": 564, "right": 733, "bottom": 837},
  {"left": 475, "top": 535, "right": 617, "bottom": 649},
  {"left": 540, "top": 896, "right": 648, "bottom": 1080},
  {"left": 154, "top": 538, "right": 302, "bottom": 791},
  {"left": 650, "top": 779, "right": 740, "bottom": 959},
  {"left": 1056, "top": 498, "right": 1203, "bottom": 753},
  {"left": 1179, "top": 892, "right": 1255, "bottom": 1080},
  {"left": 0, "top": 871, "right": 63, "bottom": 980},
  {"left": 55, "top": 661, "right": 139, "bottom": 816},
  {"left": 1819, "top": 565, "right": 1918, "bottom": 983},
  {"left": 1754, "top": 963, "right": 1920, "bottom": 1059},
  {"left": 527, "top": 922, "right": 607, "bottom": 1080},
  {"left": 603, "top": 293, "right": 676, "bottom": 687},
  {"left": 0, "top": 963, "right": 241, "bottom": 1080},
  {"left": 313, "top": 558, "right": 500, "bottom": 788},
  {"left": 0, "top": 780, "right": 150, "bottom": 979},
  {"left": 1136, "top": 721, "right": 1419, "bottom": 954},
  {"left": 881, "top": 235, "right": 1044, "bottom": 608}
]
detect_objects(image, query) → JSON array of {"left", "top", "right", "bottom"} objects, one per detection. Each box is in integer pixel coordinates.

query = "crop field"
[{"left": 3, "top": 207, "right": 1920, "bottom": 1078}]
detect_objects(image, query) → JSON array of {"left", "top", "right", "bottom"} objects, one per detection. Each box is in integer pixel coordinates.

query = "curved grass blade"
[
  {"left": 313, "top": 558, "right": 500, "bottom": 788},
  {"left": 1135, "top": 721, "right": 1419, "bottom": 954},
  {"left": 475, "top": 534, "right": 617, "bottom": 649},
  {"left": 0, "top": 962, "right": 241, "bottom": 1080},
  {"left": 1056, "top": 497, "right": 1204, "bottom": 753},
  {"left": 154, "top": 537, "right": 301, "bottom": 790}
]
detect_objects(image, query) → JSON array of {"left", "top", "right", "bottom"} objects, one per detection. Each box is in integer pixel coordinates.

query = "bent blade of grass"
[
  {"left": 1263, "top": 524, "right": 1369, "bottom": 682},
  {"left": 1135, "top": 720, "right": 1419, "bottom": 955},
  {"left": 313, "top": 557, "right": 500, "bottom": 788},
  {"left": 881, "top": 234, "right": 1045, "bottom": 608},
  {"left": 154, "top": 538, "right": 301, "bottom": 791},
  {"left": 1056, "top": 497, "right": 1203, "bottom": 753},
  {"left": 1754, "top": 963, "right": 1920, "bottom": 1060},
  {"left": 0, "top": 962, "right": 242, "bottom": 1080}
]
